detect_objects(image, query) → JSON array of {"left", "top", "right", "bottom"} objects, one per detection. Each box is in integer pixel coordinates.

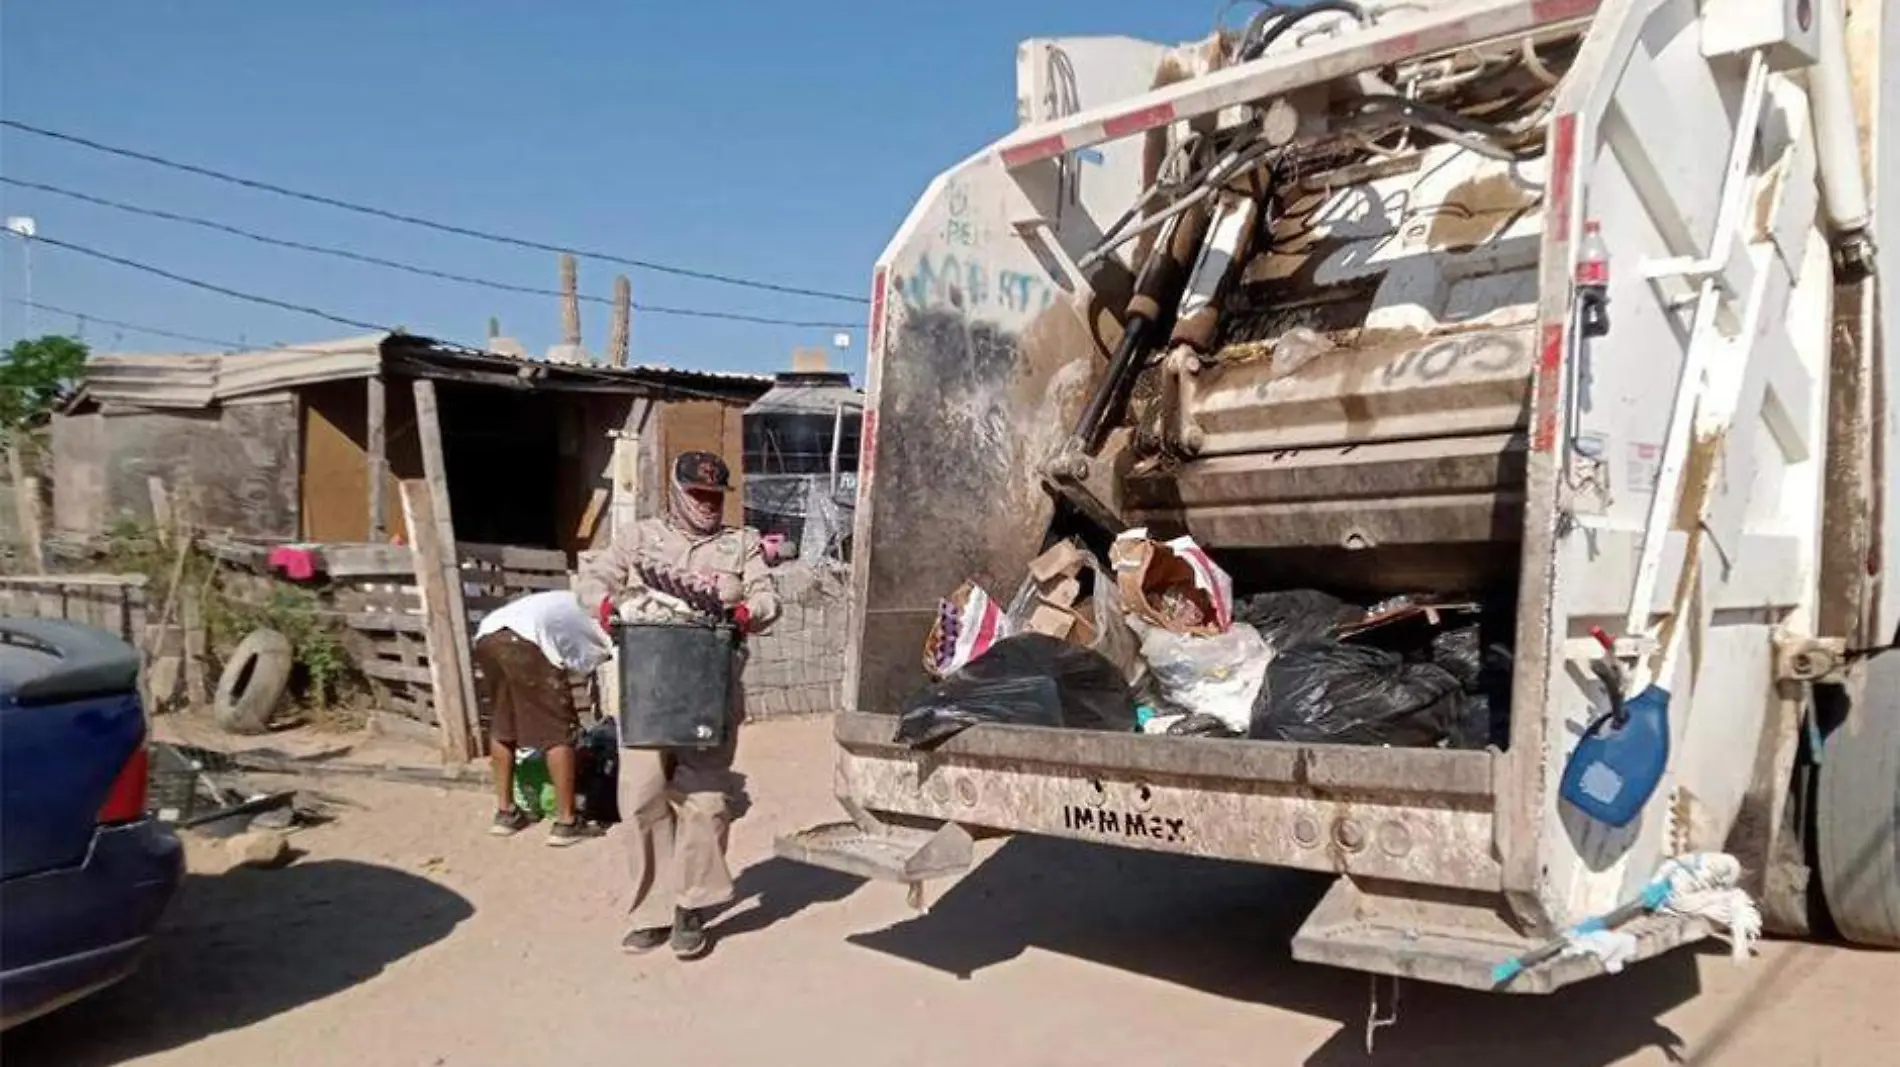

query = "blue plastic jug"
[{"left": 1559, "top": 684, "right": 1671, "bottom": 828}]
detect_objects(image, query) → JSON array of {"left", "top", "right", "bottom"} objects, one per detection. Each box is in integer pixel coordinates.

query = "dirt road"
[{"left": 10, "top": 716, "right": 1895, "bottom": 1067}]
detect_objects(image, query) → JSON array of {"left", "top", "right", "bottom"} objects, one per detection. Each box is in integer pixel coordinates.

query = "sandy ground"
[{"left": 9, "top": 715, "right": 1897, "bottom": 1067}]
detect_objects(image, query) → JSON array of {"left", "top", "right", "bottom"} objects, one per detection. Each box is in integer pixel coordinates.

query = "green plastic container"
[{"left": 512, "top": 748, "right": 556, "bottom": 820}]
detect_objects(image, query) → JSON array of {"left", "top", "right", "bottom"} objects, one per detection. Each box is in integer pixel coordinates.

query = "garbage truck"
[{"left": 778, "top": 0, "right": 1900, "bottom": 993}]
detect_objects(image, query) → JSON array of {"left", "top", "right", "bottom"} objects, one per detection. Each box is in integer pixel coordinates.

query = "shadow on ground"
[
  {"left": 710, "top": 856, "right": 862, "bottom": 942},
  {"left": 849, "top": 836, "right": 1707, "bottom": 1067},
  {"left": 6, "top": 858, "right": 472, "bottom": 1066}
]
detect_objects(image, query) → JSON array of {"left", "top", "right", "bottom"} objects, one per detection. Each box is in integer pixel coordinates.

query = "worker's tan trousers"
[{"left": 615, "top": 700, "right": 741, "bottom": 931}]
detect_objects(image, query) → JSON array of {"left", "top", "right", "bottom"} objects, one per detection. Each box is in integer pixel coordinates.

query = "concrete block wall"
[{"left": 742, "top": 560, "right": 850, "bottom": 719}]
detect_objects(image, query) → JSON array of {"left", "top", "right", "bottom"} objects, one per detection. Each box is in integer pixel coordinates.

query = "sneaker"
[
  {"left": 546, "top": 820, "right": 584, "bottom": 848},
  {"left": 671, "top": 907, "right": 710, "bottom": 960},
  {"left": 621, "top": 926, "right": 669, "bottom": 954},
  {"left": 489, "top": 808, "right": 532, "bottom": 836}
]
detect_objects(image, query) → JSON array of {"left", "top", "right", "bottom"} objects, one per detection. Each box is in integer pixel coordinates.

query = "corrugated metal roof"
[
  {"left": 82, "top": 353, "right": 223, "bottom": 408},
  {"left": 85, "top": 335, "right": 385, "bottom": 408},
  {"left": 82, "top": 333, "right": 774, "bottom": 409},
  {"left": 216, "top": 335, "right": 385, "bottom": 399}
]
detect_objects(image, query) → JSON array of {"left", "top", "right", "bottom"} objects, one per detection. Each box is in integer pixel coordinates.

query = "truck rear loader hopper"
[{"left": 778, "top": 0, "right": 1900, "bottom": 994}]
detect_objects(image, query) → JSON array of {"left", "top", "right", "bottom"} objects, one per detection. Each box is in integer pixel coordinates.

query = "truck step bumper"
[
  {"left": 1291, "top": 878, "right": 1716, "bottom": 993},
  {"left": 773, "top": 802, "right": 975, "bottom": 890}
]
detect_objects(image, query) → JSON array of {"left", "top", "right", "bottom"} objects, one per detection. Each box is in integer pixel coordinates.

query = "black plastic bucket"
[{"left": 614, "top": 621, "right": 736, "bottom": 749}]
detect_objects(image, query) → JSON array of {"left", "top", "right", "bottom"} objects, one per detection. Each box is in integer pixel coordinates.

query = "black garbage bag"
[
  {"left": 1430, "top": 624, "right": 1516, "bottom": 748},
  {"left": 895, "top": 634, "right": 1137, "bottom": 749},
  {"left": 1430, "top": 625, "right": 1485, "bottom": 688},
  {"left": 1166, "top": 713, "right": 1244, "bottom": 739},
  {"left": 576, "top": 720, "right": 621, "bottom": 825},
  {"left": 1238, "top": 589, "right": 1365, "bottom": 648},
  {"left": 1249, "top": 640, "right": 1468, "bottom": 747}
]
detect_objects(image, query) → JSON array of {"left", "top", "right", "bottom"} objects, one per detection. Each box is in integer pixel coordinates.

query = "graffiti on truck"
[
  {"left": 1378, "top": 329, "right": 1528, "bottom": 386},
  {"left": 896, "top": 251, "right": 1055, "bottom": 319}
]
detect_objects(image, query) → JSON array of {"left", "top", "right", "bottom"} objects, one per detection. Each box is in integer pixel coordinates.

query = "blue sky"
[{"left": 0, "top": 1, "right": 1217, "bottom": 377}]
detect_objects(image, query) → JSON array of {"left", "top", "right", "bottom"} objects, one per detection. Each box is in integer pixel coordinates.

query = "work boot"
[
  {"left": 621, "top": 926, "right": 668, "bottom": 954},
  {"left": 670, "top": 907, "right": 710, "bottom": 960}
]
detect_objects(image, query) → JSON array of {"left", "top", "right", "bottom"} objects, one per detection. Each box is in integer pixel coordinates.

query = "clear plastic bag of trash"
[
  {"left": 1249, "top": 640, "right": 1471, "bottom": 747},
  {"left": 895, "top": 634, "right": 1137, "bottom": 749},
  {"left": 1134, "top": 620, "right": 1273, "bottom": 735}
]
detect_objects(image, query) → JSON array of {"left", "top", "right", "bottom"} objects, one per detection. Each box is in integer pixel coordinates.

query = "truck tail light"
[{"left": 97, "top": 743, "right": 151, "bottom": 825}]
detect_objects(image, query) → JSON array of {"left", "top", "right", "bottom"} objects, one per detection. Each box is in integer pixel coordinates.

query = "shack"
[{"left": 50, "top": 333, "right": 770, "bottom": 553}]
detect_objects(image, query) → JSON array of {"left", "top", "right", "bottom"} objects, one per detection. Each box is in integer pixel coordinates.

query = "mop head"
[
  {"left": 1653, "top": 852, "right": 1762, "bottom": 962},
  {"left": 1552, "top": 852, "right": 1760, "bottom": 978}
]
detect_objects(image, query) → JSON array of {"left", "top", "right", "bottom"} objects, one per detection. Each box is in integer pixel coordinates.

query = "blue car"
[{"left": 0, "top": 618, "right": 184, "bottom": 1030}]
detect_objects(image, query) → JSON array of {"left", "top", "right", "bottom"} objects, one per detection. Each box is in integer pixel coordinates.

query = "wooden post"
[
  {"left": 148, "top": 477, "right": 174, "bottom": 546},
  {"left": 609, "top": 399, "right": 654, "bottom": 543},
  {"left": 182, "top": 586, "right": 209, "bottom": 710},
  {"left": 608, "top": 275, "right": 631, "bottom": 368},
  {"left": 19, "top": 475, "right": 44, "bottom": 572},
  {"left": 400, "top": 481, "right": 476, "bottom": 761},
  {"left": 409, "top": 378, "right": 481, "bottom": 758},
  {"left": 6, "top": 441, "right": 44, "bottom": 573},
  {"left": 367, "top": 374, "right": 388, "bottom": 541}
]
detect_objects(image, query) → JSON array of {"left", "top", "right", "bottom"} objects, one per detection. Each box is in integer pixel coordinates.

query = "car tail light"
[{"left": 97, "top": 743, "right": 151, "bottom": 825}]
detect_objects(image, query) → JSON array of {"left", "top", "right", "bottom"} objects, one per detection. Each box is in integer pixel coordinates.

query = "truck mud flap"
[{"left": 773, "top": 800, "right": 974, "bottom": 905}]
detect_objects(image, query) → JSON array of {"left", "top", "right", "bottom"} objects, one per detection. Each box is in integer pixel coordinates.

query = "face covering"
[{"left": 669, "top": 476, "right": 723, "bottom": 535}]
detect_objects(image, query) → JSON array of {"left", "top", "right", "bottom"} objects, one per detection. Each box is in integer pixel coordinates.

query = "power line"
[
  {"left": 0, "top": 175, "right": 863, "bottom": 329},
  {"left": 7, "top": 297, "right": 244, "bottom": 349},
  {"left": 1, "top": 296, "right": 779, "bottom": 405},
  {"left": 2, "top": 227, "right": 390, "bottom": 332},
  {"left": 1, "top": 118, "right": 869, "bottom": 306}
]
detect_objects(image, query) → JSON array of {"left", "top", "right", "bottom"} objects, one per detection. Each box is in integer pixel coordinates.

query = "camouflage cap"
[{"left": 673, "top": 450, "right": 732, "bottom": 492}]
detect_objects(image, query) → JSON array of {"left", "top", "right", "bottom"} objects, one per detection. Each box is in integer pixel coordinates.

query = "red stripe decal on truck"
[
  {"left": 860, "top": 409, "right": 878, "bottom": 489},
  {"left": 1532, "top": 322, "right": 1565, "bottom": 453},
  {"left": 1547, "top": 112, "right": 1578, "bottom": 242},
  {"left": 868, "top": 267, "right": 888, "bottom": 360},
  {"left": 1000, "top": 134, "right": 1068, "bottom": 168},
  {"left": 1102, "top": 103, "right": 1177, "bottom": 140},
  {"left": 1532, "top": 0, "right": 1601, "bottom": 22},
  {"left": 1374, "top": 32, "right": 1426, "bottom": 63}
]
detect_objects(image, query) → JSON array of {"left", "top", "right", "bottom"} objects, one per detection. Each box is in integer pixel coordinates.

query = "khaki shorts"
[{"left": 474, "top": 631, "right": 577, "bottom": 751}]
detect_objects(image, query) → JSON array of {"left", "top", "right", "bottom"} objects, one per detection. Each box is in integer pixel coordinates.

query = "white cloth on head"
[
  {"left": 670, "top": 476, "right": 723, "bottom": 535},
  {"left": 475, "top": 590, "right": 613, "bottom": 674}
]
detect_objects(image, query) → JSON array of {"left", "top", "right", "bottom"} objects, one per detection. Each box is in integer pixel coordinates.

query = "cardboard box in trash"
[
  {"left": 1004, "top": 538, "right": 1142, "bottom": 683},
  {"left": 1108, "top": 529, "right": 1234, "bottom": 636}
]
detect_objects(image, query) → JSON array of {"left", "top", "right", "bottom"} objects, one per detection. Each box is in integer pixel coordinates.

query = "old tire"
[
  {"left": 214, "top": 629, "right": 294, "bottom": 735},
  {"left": 1816, "top": 652, "right": 1900, "bottom": 947}
]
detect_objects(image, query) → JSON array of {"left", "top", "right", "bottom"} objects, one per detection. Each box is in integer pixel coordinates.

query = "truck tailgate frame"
[{"left": 832, "top": 711, "right": 1504, "bottom": 892}]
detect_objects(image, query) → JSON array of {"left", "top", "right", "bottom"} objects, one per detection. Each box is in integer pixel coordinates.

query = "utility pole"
[{"left": 5, "top": 216, "right": 36, "bottom": 336}]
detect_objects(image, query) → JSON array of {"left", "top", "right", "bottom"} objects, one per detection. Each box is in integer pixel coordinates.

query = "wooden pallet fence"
[
  {"left": 318, "top": 541, "right": 590, "bottom": 743},
  {"left": 328, "top": 549, "right": 437, "bottom": 726},
  {"left": 0, "top": 574, "right": 149, "bottom": 644},
  {"left": 455, "top": 542, "right": 592, "bottom": 733}
]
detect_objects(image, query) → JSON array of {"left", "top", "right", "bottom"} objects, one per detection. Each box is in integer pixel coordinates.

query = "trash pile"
[
  {"left": 617, "top": 556, "right": 729, "bottom": 624},
  {"left": 901, "top": 530, "right": 1512, "bottom": 751}
]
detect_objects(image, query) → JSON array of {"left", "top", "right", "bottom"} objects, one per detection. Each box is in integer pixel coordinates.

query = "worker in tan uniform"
[{"left": 577, "top": 450, "right": 779, "bottom": 960}]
